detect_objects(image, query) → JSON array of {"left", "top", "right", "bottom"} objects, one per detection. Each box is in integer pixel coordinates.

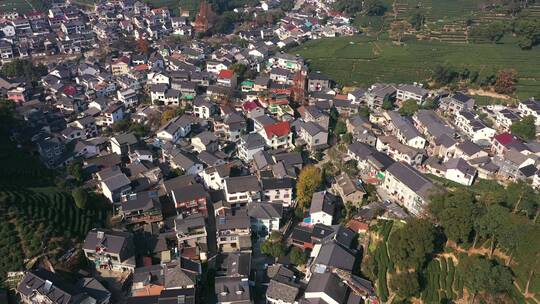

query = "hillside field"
[{"left": 289, "top": 36, "right": 540, "bottom": 99}]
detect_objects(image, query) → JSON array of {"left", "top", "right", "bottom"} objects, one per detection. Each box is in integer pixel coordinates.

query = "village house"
[
  {"left": 169, "top": 183, "right": 208, "bottom": 217},
  {"left": 517, "top": 98, "right": 540, "bottom": 125},
  {"left": 333, "top": 172, "right": 366, "bottom": 205},
  {"left": 260, "top": 121, "right": 293, "bottom": 150},
  {"left": 396, "top": 83, "right": 430, "bottom": 105},
  {"left": 385, "top": 111, "right": 426, "bottom": 149},
  {"left": 216, "top": 211, "right": 252, "bottom": 253},
  {"left": 157, "top": 115, "right": 194, "bottom": 143},
  {"left": 247, "top": 202, "right": 282, "bottom": 234},
  {"left": 310, "top": 191, "right": 336, "bottom": 226},
  {"left": 454, "top": 110, "right": 496, "bottom": 143},
  {"left": 439, "top": 92, "right": 475, "bottom": 115},
  {"left": 119, "top": 191, "right": 163, "bottom": 224},
  {"left": 444, "top": 158, "right": 477, "bottom": 186},
  {"left": 238, "top": 132, "right": 266, "bottom": 162},
  {"left": 382, "top": 162, "right": 436, "bottom": 216},
  {"left": 261, "top": 177, "right": 294, "bottom": 207},
  {"left": 224, "top": 175, "right": 261, "bottom": 206},
  {"left": 83, "top": 229, "right": 136, "bottom": 272},
  {"left": 191, "top": 131, "right": 218, "bottom": 153}
]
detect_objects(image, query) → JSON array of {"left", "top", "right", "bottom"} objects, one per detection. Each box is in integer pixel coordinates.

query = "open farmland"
[
  {"left": 0, "top": 0, "right": 47, "bottom": 13},
  {"left": 290, "top": 36, "right": 540, "bottom": 99}
]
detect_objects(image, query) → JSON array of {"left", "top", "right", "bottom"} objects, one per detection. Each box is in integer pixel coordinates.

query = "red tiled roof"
[
  {"left": 348, "top": 219, "right": 369, "bottom": 233},
  {"left": 269, "top": 98, "right": 289, "bottom": 105},
  {"left": 264, "top": 121, "right": 290, "bottom": 138},
  {"left": 133, "top": 64, "right": 149, "bottom": 71},
  {"left": 114, "top": 56, "right": 130, "bottom": 65},
  {"left": 242, "top": 101, "right": 259, "bottom": 111},
  {"left": 62, "top": 85, "right": 76, "bottom": 96},
  {"left": 219, "top": 69, "right": 234, "bottom": 79},
  {"left": 494, "top": 132, "right": 515, "bottom": 145}
]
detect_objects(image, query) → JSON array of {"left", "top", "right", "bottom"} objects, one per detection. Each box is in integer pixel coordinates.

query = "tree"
[
  {"left": 430, "top": 191, "right": 479, "bottom": 244},
  {"left": 342, "top": 160, "right": 359, "bottom": 176},
  {"left": 389, "top": 219, "right": 437, "bottom": 269},
  {"left": 161, "top": 109, "right": 177, "bottom": 125},
  {"left": 494, "top": 69, "right": 517, "bottom": 94},
  {"left": 136, "top": 38, "right": 150, "bottom": 55},
  {"left": 342, "top": 133, "right": 353, "bottom": 144},
  {"left": 364, "top": 0, "right": 387, "bottom": 16},
  {"left": 358, "top": 106, "right": 370, "bottom": 118},
  {"left": 510, "top": 115, "right": 536, "bottom": 140},
  {"left": 505, "top": 181, "right": 539, "bottom": 217},
  {"left": 231, "top": 63, "right": 247, "bottom": 80},
  {"left": 1, "top": 59, "right": 48, "bottom": 86},
  {"left": 67, "top": 160, "right": 84, "bottom": 182},
  {"left": 332, "top": 0, "right": 363, "bottom": 15},
  {"left": 513, "top": 19, "right": 540, "bottom": 50},
  {"left": 390, "top": 271, "right": 421, "bottom": 298},
  {"left": 290, "top": 247, "right": 308, "bottom": 265},
  {"left": 432, "top": 65, "right": 458, "bottom": 85},
  {"left": 390, "top": 21, "right": 412, "bottom": 43},
  {"left": 296, "top": 166, "right": 323, "bottom": 208},
  {"left": 471, "top": 22, "right": 507, "bottom": 43},
  {"left": 382, "top": 98, "right": 394, "bottom": 110},
  {"left": 409, "top": 10, "right": 425, "bottom": 30},
  {"left": 398, "top": 99, "right": 419, "bottom": 116},
  {"left": 457, "top": 255, "right": 513, "bottom": 297},
  {"left": 335, "top": 120, "right": 347, "bottom": 135},
  {"left": 475, "top": 204, "right": 510, "bottom": 257},
  {"left": 261, "top": 232, "right": 286, "bottom": 259},
  {"left": 72, "top": 188, "right": 88, "bottom": 209}
]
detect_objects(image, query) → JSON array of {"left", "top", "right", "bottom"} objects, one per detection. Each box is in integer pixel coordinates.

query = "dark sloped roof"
[
  {"left": 225, "top": 175, "right": 260, "bottom": 193},
  {"left": 305, "top": 272, "right": 348, "bottom": 304}
]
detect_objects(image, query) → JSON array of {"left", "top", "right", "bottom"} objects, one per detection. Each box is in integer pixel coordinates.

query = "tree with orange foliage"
[
  {"left": 494, "top": 68, "right": 517, "bottom": 94},
  {"left": 137, "top": 38, "right": 150, "bottom": 55}
]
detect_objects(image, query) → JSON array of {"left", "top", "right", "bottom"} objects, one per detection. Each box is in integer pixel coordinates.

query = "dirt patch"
[{"left": 467, "top": 88, "right": 512, "bottom": 100}]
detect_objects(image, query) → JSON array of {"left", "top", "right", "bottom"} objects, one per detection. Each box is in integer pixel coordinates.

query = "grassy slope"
[{"left": 290, "top": 36, "right": 540, "bottom": 99}]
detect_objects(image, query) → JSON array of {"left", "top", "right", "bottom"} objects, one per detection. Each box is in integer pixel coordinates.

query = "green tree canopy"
[
  {"left": 510, "top": 115, "right": 536, "bottom": 140},
  {"left": 335, "top": 120, "right": 347, "bottom": 135},
  {"left": 398, "top": 100, "right": 419, "bottom": 116},
  {"left": 72, "top": 187, "right": 88, "bottom": 209},
  {"left": 289, "top": 247, "right": 308, "bottom": 265},
  {"left": 457, "top": 255, "right": 513, "bottom": 295},
  {"left": 430, "top": 191, "right": 479, "bottom": 244},
  {"left": 390, "top": 271, "right": 421, "bottom": 298},
  {"left": 261, "top": 234, "right": 286, "bottom": 258},
  {"left": 364, "top": 0, "right": 388, "bottom": 16},
  {"left": 67, "top": 160, "right": 84, "bottom": 182},
  {"left": 389, "top": 219, "right": 437, "bottom": 269}
]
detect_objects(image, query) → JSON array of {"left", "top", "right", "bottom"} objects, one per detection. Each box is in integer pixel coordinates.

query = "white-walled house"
[
  {"left": 238, "top": 133, "right": 266, "bottom": 162},
  {"left": 382, "top": 162, "right": 436, "bottom": 216},
  {"left": 260, "top": 121, "right": 293, "bottom": 150},
  {"left": 261, "top": 178, "right": 294, "bottom": 207},
  {"left": 309, "top": 191, "right": 335, "bottom": 226},
  {"left": 224, "top": 175, "right": 261, "bottom": 205},
  {"left": 444, "top": 158, "right": 477, "bottom": 186},
  {"left": 157, "top": 115, "right": 194, "bottom": 143},
  {"left": 247, "top": 202, "right": 282, "bottom": 234},
  {"left": 518, "top": 98, "right": 540, "bottom": 125}
]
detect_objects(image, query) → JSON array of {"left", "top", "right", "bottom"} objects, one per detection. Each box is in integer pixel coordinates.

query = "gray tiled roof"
[
  {"left": 305, "top": 272, "right": 348, "bottom": 304},
  {"left": 247, "top": 202, "right": 282, "bottom": 219},
  {"left": 310, "top": 191, "right": 335, "bottom": 215},
  {"left": 267, "top": 280, "right": 299, "bottom": 303},
  {"left": 314, "top": 241, "right": 355, "bottom": 272},
  {"left": 215, "top": 277, "right": 251, "bottom": 304},
  {"left": 387, "top": 162, "right": 435, "bottom": 200},
  {"left": 225, "top": 175, "right": 260, "bottom": 193}
]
